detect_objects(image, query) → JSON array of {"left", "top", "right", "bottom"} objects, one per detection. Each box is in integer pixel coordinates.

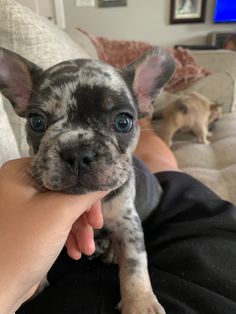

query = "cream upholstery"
[
  {"left": 171, "top": 113, "right": 236, "bottom": 204},
  {"left": 192, "top": 50, "right": 236, "bottom": 112},
  {"left": 153, "top": 50, "right": 236, "bottom": 204},
  {"left": 0, "top": 95, "right": 20, "bottom": 165},
  {"left": 183, "top": 72, "right": 236, "bottom": 113}
]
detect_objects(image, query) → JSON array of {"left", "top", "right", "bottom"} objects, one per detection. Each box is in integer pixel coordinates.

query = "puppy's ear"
[
  {"left": 0, "top": 48, "right": 43, "bottom": 117},
  {"left": 122, "top": 47, "right": 176, "bottom": 117}
]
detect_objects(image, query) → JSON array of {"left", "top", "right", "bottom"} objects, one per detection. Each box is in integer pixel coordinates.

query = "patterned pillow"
[
  {"left": 165, "top": 48, "right": 210, "bottom": 93},
  {"left": 78, "top": 27, "right": 210, "bottom": 93},
  {"left": 78, "top": 27, "right": 153, "bottom": 68}
]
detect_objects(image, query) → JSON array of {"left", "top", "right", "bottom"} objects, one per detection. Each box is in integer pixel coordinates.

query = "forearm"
[
  {"left": 0, "top": 237, "right": 25, "bottom": 313},
  {"left": 135, "top": 117, "right": 179, "bottom": 173},
  {"left": 0, "top": 269, "right": 39, "bottom": 314},
  {"left": 0, "top": 286, "right": 21, "bottom": 314},
  {"left": 0, "top": 159, "right": 106, "bottom": 314}
]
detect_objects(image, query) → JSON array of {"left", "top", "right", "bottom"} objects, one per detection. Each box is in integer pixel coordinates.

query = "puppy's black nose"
[
  {"left": 78, "top": 148, "right": 96, "bottom": 168},
  {"left": 60, "top": 147, "right": 96, "bottom": 170}
]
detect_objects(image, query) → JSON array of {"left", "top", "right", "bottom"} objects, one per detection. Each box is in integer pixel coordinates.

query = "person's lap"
[{"left": 17, "top": 171, "right": 236, "bottom": 314}]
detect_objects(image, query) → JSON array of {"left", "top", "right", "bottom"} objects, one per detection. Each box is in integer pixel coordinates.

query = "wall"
[
  {"left": 17, "top": 0, "right": 54, "bottom": 19},
  {"left": 64, "top": 0, "right": 236, "bottom": 54}
]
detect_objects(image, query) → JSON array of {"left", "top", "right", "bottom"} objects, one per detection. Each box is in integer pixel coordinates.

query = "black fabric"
[
  {"left": 133, "top": 155, "right": 163, "bottom": 221},
  {"left": 17, "top": 172, "right": 236, "bottom": 314}
]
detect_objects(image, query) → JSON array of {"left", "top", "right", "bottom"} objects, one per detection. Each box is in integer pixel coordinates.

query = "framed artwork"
[
  {"left": 98, "top": 0, "right": 127, "bottom": 8},
  {"left": 170, "top": 0, "right": 206, "bottom": 24}
]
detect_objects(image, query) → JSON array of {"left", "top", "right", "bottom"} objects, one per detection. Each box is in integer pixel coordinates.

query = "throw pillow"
[{"left": 77, "top": 27, "right": 210, "bottom": 93}]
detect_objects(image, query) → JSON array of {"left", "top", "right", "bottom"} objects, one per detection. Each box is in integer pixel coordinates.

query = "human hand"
[
  {"left": 65, "top": 199, "right": 103, "bottom": 260},
  {"left": 0, "top": 158, "right": 107, "bottom": 314}
]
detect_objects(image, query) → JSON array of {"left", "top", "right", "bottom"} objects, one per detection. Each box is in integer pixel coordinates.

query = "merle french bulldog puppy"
[{"left": 0, "top": 47, "right": 175, "bottom": 314}]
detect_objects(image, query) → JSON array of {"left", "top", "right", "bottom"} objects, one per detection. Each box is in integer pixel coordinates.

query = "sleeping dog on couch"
[{"left": 0, "top": 47, "right": 175, "bottom": 313}]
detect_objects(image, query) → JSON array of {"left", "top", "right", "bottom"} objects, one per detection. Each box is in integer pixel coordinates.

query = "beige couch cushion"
[
  {"left": 191, "top": 50, "right": 236, "bottom": 113},
  {"left": 0, "top": 0, "right": 91, "bottom": 156},
  {"left": 153, "top": 50, "right": 236, "bottom": 204},
  {"left": 192, "top": 50, "right": 236, "bottom": 78},
  {"left": 0, "top": 0, "right": 90, "bottom": 68},
  {"left": 171, "top": 112, "right": 236, "bottom": 204},
  {"left": 184, "top": 72, "right": 236, "bottom": 113},
  {"left": 0, "top": 95, "right": 20, "bottom": 165},
  {"left": 154, "top": 72, "right": 236, "bottom": 120}
]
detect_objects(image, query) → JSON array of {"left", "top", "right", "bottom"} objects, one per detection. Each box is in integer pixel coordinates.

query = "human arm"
[
  {"left": 135, "top": 117, "right": 179, "bottom": 173},
  {"left": 0, "top": 158, "right": 106, "bottom": 314}
]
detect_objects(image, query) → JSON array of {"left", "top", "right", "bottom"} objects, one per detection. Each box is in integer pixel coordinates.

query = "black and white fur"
[{"left": 0, "top": 47, "right": 175, "bottom": 314}]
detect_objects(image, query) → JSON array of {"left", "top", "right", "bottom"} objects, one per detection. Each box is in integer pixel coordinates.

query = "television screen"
[{"left": 214, "top": 0, "right": 236, "bottom": 23}]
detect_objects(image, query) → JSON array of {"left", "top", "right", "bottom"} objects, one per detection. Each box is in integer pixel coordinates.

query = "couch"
[
  {"left": 0, "top": 0, "right": 235, "bottom": 204},
  {"left": 152, "top": 49, "right": 236, "bottom": 205}
]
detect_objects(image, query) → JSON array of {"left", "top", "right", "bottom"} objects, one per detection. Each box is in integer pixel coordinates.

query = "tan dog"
[{"left": 158, "top": 92, "right": 222, "bottom": 147}]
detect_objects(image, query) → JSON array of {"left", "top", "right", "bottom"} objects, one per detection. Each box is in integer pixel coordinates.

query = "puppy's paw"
[
  {"left": 118, "top": 293, "right": 166, "bottom": 314},
  {"left": 94, "top": 238, "right": 111, "bottom": 257},
  {"left": 197, "top": 137, "right": 210, "bottom": 145},
  {"left": 102, "top": 242, "right": 118, "bottom": 264},
  {"left": 93, "top": 238, "right": 118, "bottom": 263}
]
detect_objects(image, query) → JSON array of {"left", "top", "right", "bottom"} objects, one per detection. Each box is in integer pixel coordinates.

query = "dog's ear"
[
  {"left": 122, "top": 47, "right": 176, "bottom": 117},
  {"left": 0, "top": 48, "right": 43, "bottom": 117}
]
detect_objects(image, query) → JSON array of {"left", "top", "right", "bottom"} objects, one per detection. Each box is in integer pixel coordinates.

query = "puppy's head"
[{"left": 0, "top": 47, "right": 175, "bottom": 194}]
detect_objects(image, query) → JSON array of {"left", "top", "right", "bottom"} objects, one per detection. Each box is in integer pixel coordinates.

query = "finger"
[
  {"left": 65, "top": 233, "right": 82, "bottom": 260},
  {"left": 85, "top": 200, "right": 103, "bottom": 229},
  {"left": 73, "top": 216, "right": 95, "bottom": 256}
]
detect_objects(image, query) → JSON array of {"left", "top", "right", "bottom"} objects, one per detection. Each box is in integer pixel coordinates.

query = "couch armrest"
[
  {"left": 191, "top": 50, "right": 236, "bottom": 78},
  {"left": 183, "top": 72, "right": 236, "bottom": 112},
  {"left": 176, "top": 50, "right": 236, "bottom": 112}
]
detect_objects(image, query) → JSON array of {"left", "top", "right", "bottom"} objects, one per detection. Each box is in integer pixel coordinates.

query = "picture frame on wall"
[
  {"left": 170, "top": 0, "right": 206, "bottom": 24},
  {"left": 98, "top": 0, "right": 127, "bottom": 8}
]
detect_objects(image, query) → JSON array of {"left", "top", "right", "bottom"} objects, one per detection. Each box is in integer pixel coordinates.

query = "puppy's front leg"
[{"left": 110, "top": 207, "right": 165, "bottom": 314}]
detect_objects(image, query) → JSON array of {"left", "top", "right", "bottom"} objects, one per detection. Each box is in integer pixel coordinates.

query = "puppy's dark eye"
[
  {"left": 113, "top": 113, "right": 133, "bottom": 133},
  {"left": 29, "top": 114, "right": 47, "bottom": 132}
]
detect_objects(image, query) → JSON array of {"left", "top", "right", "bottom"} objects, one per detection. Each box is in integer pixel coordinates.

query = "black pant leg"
[
  {"left": 144, "top": 172, "right": 236, "bottom": 314},
  {"left": 17, "top": 172, "right": 236, "bottom": 314}
]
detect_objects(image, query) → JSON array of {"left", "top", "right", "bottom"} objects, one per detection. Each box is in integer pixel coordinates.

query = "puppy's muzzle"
[
  {"left": 60, "top": 145, "right": 98, "bottom": 173},
  {"left": 32, "top": 137, "right": 130, "bottom": 194}
]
